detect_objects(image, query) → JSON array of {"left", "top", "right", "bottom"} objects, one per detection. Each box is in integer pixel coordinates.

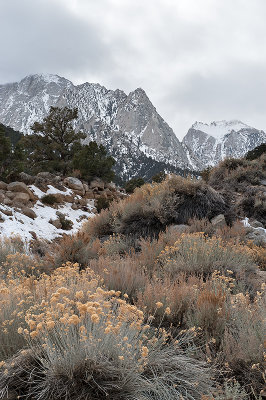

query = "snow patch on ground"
[{"left": 0, "top": 201, "right": 95, "bottom": 241}]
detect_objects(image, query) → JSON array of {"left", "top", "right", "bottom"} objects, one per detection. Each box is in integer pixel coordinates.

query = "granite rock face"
[
  {"left": 0, "top": 74, "right": 200, "bottom": 180},
  {"left": 183, "top": 120, "right": 266, "bottom": 169}
]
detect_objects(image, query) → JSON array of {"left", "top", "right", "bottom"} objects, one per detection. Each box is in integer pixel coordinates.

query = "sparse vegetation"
[
  {"left": 41, "top": 193, "right": 58, "bottom": 205},
  {"left": 84, "top": 174, "right": 230, "bottom": 238},
  {"left": 0, "top": 167, "right": 265, "bottom": 399}
]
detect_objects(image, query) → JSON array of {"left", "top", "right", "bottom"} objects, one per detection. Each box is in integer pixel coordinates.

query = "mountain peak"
[{"left": 191, "top": 120, "right": 251, "bottom": 139}]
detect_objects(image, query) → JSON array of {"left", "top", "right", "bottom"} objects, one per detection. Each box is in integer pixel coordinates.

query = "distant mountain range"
[{"left": 0, "top": 74, "right": 265, "bottom": 179}]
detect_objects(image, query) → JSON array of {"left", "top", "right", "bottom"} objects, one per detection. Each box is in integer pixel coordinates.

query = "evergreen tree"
[
  {"left": 0, "top": 125, "right": 11, "bottom": 179},
  {"left": 124, "top": 177, "right": 145, "bottom": 193},
  {"left": 72, "top": 142, "right": 115, "bottom": 182},
  {"left": 22, "top": 107, "right": 86, "bottom": 174}
]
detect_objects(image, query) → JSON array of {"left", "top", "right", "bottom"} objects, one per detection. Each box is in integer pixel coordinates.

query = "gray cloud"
[{"left": 0, "top": 0, "right": 266, "bottom": 138}]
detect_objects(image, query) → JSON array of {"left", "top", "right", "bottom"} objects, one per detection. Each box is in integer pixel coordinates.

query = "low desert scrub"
[
  {"left": 187, "top": 219, "right": 247, "bottom": 244},
  {"left": 0, "top": 236, "right": 28, "bottom": 265},
  {"left": 0, "top": 264, "right": 213, "bottom": 400},
  {"left": 158, "top": 233, "right": 257, "bottom": 280},
  {"left": 220, "top": 287, "right": 265, "bottom": 394},
  {"left": 89, "top": 254, "right": 147, "bottom": 299},
  {"left": 46, "top": 232, "right": 101, "bottom": 269},
  {"left": 83, "top": 174, "right": 229, "bottom": 238},
  {"left": 136, "top": 275, "right": 201, "bottom": 328},
  {"left": 207, "top": 157, "right": 265, "bottom": 192},
  {"left": 99, "top": 233, "right": 137, "bottom": 256}
]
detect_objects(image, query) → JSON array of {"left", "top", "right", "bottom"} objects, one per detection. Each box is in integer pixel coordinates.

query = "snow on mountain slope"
[
  {"left": 0, "top": 74, "right": 201, "bottom": 180},
  {"left": 183, "top": 120, "right": 266, "bottom": 168}
]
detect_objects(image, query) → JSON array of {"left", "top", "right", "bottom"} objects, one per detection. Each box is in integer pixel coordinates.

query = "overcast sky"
[{"left": 0, "top": 0, "right": 266, "bottom": 139}]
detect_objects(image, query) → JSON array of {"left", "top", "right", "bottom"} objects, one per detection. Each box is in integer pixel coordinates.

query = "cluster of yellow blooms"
[{"left": 0, "top": 262, "right": 173, "bottom": 370}]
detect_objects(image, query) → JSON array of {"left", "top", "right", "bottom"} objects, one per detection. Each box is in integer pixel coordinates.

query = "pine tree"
[
  {"left": 0, "top": 125, "right": 11, "bottom": 179},
  {"left": 72, "top": 142, "right": 115, "bottom": 182},
  {"left": 22, "top": 107, "right": 86, "bottom": 174}
]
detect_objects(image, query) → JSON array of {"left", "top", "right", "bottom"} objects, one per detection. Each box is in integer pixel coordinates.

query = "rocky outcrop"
[
  {"left": 0, "top": 173, "right": 126, "bottom": 240},
  {"left": 7, "top": 182, "right": 36, "bottom": 201}
]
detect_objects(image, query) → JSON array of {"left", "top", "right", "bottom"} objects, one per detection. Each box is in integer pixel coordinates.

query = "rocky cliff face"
[
  {"left": 1, "top": 75, "right": 265, "bottom": 177},
  {"left": 183, "top": 120, "right": 266, "bottom": 168},
  {"left": 0, "top": 74, "right": 199, "bottom": 180}
]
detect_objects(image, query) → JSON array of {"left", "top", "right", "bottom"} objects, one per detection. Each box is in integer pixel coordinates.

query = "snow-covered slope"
[
  {"left": 183, "top": 120, "right": 266, "bottom": 168},
  {"left": 0, "top": 184, "right": 94, "bottom": 241},
  {"left": 0, "top": 74, "right": 200, "bottom": 180}
]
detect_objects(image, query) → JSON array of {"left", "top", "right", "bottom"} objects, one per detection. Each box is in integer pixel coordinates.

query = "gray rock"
[
  {"left": 211, "top": 214, "right": 226, "bottom": 228},
  {"left": 13, "top": 192, "right": 30, "bottom": 204},
  {"left": 21, "top": 207, "right": 37, "bottom": 219},
  {"left": 0, "top": 181, "right": 7, "bottom": 190},
  {"left": 49, "top": 218, "right": 62, "bottom": 229},
  {"left": 7, "top": 181, "right": 35, "bottom": 200},
  {"left": 90, "top": 178, "right": 105, "bottom": 190},
  {"left": 246, "top": 228, "right": 266, "bottom": 246},
  {"left": 249, "top": 220, "right": 264, "bottom": 228},
  {"left": 19, "top": 172, "right": 35, "bottom": 185},
  {"left": 0, "top": 208, "right": 12, "bottom": 216},
  {"left": 0, "top": 193, "right": 5, "bottom": 203},
  {"left": 64, "top": 177, "right": 84, "bottom": 191}
]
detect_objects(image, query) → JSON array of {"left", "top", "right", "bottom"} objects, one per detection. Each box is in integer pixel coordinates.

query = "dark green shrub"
[
  {"left": 96, "top": 196, "right": 112, "bottom": 213},
  {"left": 245, "top": 142, "right": 266, "bottom": 160},
  {"left": 152, "top": 171, "right": 166, "bottom": 183},
  {"left": 41, "top": 194, "right": 58, "bottom": 205},
  {"left": 124, "top": 177, "right": 145, "bottom": 193}
]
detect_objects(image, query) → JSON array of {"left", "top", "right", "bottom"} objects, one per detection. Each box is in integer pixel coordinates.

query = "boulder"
[
  {"left": 0, "top": 193, "right": 5, "bottom": 203},
  {"left": 105, "top": 182, "right": 116, "bottom": 191},
  {"left": 19, "top": 172, "right": 35, "bottom": 185},
  {"left": 7, "top": 182, "right": 35, "bottom": 200},
  {"left": 64, "top": 177, "right": 83, "bottom": 191},
  {"left": 249, "top": 220, "right": 264, "bottom": 229},
  {"left": 36, "top": 172, "right": 55, "bottom": 180},
  {"left": 5, "top": 191, "right": 16, "bottom": 200},
  {"left": 49, "top": 218, "right": 62, "bottom": 229},
  {"left": 246, "top": 228, "right": 266, "bottom": 246},
  {"left": 0, "top": 208, "right": 12, "bottom": 216},
  {"left": 83, "top": 183, "right": 89, "bottom": 192},
  {"left": 0, "top": 181, "right": 7, "bottom": 190},
  {"left": 21, "top": 207, "right": 37, "bottom": 219},
  {"left": 13, "top": 192, "right": 30, "bottom": 205},
  {"left": 84, "top": 189, "right": 94, "bottom": 199},
  {"left": 90, "top": 178, "right": 105, "bottom": 190},
  {"left": 210, "top": 214, "right": 226, "bottom": 228},
  {"left": 3, "top": 198, "right": 12, "bottom": 206}
]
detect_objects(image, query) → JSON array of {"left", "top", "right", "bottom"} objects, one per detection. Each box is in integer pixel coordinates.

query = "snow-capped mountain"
[
  {"left": 182, "top": 120, "right": 266, "bottom": 168},
  {"left": 0, "top": 74, "right": 265, "bottom": 177},
  {"left": 0, "top": 74, "right": 199, "bottom": 180}
]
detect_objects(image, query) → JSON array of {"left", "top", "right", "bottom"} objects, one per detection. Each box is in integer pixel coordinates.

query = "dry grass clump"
[
  {"left": 0, "top": 263, "right": 213, "bottom": 400},
  {"left": 83, "top": 174, "right": 229, "bottom": 239}
]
